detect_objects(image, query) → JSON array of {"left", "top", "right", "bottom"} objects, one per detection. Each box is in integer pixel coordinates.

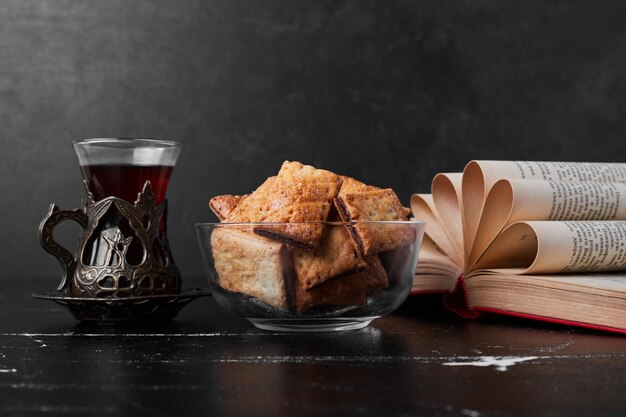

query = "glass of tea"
[
  {"left": 73, "top": 138, "right": 181, "bottom": 204},
  {"left": 70, "top": 138, "right": 182, "bottom": 288},
  {"left": 38, "top": 138, "right": 184, "bottom": 300}
]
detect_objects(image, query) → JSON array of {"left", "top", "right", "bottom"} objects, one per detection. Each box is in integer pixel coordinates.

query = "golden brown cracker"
[
  {"left": 335, "top": 188, "right": 414, "bottom": 255},
  {"left": 336, "top": 188, "right": 409, "bottom": 222},
  {"left": 210, "top": 228, "right": 292, "bottom": 310},
  {"left": 225, "top": 162, "right": 343, "bottom": 249},
  {"left": 291, "top": 225, "right": 366, "bottom": 290},
  {"left": 294, "top": 254, "right": 388, "bottom": 314},
  {"left": 338, "top": 175, "right": 380, "bottom": 195},
  {"left": 209, "top": 194, "right": 247, "bottom": 221},
  {"left": 223, "top": 176, "right": 276, "bottom": 221}
]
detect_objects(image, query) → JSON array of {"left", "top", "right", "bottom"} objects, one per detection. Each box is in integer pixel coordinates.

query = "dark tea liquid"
[
  {"left": 79, "top": 164, "right": 174, "bottom": 268},
  {"left": 80, "top": 164, "right": 174, "bottom": 204}
]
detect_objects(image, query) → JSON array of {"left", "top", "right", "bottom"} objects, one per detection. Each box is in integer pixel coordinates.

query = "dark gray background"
[{"left": 2, "top": 0, "right": 626, "bottom": 285}]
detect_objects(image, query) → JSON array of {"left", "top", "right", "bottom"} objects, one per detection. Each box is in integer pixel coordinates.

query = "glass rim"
[
  {"left": 195, "top": 220, "right": 425, "bottom": 227},
  {"left": 73, "top": 138, "right": 182, "bottom": 148}
]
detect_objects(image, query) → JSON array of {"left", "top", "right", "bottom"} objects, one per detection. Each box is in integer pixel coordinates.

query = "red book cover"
[{"left": 474, "top": 307, "right": 626, "bottom": 335}]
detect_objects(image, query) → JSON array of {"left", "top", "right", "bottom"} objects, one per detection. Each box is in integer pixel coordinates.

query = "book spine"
[
  {"left": 442, "top": 275, "right": 479, "bottom": 319},
  {"left": 410, "top": 289, "right": 449, "bottom": 296}
]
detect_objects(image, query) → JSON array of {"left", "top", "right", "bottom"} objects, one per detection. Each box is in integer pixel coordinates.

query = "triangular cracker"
[
  {"left": 225, "top": 161, "right": 343, "bottom": 249},
  {"left": 335, "top": 188, "right": 414, "bottom": 255},
  {"left": 209, "top": 194, "right": 247, "bottom": 221},
  {"left": 338, "top": 175, "right": 380, "bottom": 195},
  {"left": 291, "top": 225, "right": 366, "bottom": 290},
  {"left": 294, "top": 255, "right": 388, "bottom": 314}
]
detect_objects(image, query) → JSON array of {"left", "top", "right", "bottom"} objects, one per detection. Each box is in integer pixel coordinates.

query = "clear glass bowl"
[{"left": 195, "top": 221, "right": 425, "bottom": 332}]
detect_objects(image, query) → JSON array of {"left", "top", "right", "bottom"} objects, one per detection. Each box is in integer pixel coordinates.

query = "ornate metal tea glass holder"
[{"left": 35, "top": 181, "right": 209, "bottom": 322}]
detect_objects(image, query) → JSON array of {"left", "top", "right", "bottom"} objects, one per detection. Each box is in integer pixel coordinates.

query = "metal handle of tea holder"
[{"left": 39, "top": 204, "right": 89, "bottom": 291}]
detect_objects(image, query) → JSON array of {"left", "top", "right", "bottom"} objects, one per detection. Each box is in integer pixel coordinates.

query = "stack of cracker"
[{"left": 208, "top": 161, "right": 414, "bottom": 314}]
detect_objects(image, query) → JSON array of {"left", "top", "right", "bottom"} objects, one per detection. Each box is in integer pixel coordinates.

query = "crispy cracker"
[
  {"left": 335, "top": 188, "right": 414, "bottom": 255},
  {"left": 294, "top": 255, "right": 388, "bottom": 314},
  {"left": 222, "top": 176, "right": 276, "bottom": 222},
  {"left": 291, "top": 225, "right": 366, "bottom": 290},
  {"left": 210, "top": 228, "right": 292, "bottom": 310},
  {"left": 225, "top": 161, "right": 343, "bottom": 249},
  {"left": 338, "top": 175, "right": 380, "bottom": 195},
  {"left": 209, "top": 194, "right": 247, "bottom": 221}
]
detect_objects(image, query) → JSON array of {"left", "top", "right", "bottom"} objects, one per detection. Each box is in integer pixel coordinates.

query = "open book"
[{"left": 412, "top": 161, "right": 626, "bottom": 334}]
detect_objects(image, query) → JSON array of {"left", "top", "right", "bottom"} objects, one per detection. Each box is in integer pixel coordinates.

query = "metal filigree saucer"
[{"left": 32, "top": 288, "right": 211, "bottom": 323}]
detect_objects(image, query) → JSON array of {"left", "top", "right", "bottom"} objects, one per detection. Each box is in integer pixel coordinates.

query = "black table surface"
[{"left": 1, "top": 278, "right": 624, "bottom": 417}]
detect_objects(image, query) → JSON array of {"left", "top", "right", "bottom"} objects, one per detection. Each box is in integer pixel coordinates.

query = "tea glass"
[{"left": 40, "top": 138, "right": 182, "bottom": 299}]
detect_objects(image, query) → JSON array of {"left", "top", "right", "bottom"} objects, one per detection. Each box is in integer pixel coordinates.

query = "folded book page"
[
  {"left": 410, "top": 193, "right": 462, "bottom": 266},
  {"left": 473, "top": 220, "right": 626, "bottom": 276},
  {"left": 412, "top": 160, "right": 626, "bottom": 294},
  {"left": 467, "top": 180, "right": 626, "bottom": 269},
  {"left": 461, "top": 161, "right": 626, "bottom": 266},
  {"left": 431, "top": 173, "right": 464, "bottom": 261}
]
